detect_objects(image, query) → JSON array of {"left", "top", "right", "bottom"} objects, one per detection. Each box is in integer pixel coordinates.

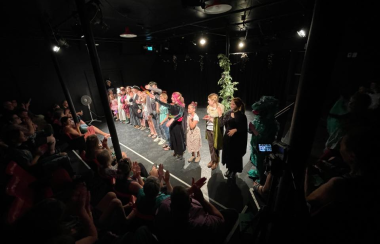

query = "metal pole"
[
  {"left": 288, "top": 0, "right": 345, "bottom": 185},
  {"left": 40, "top": 15, "right": 79, "bottom": 124},
  {"left": 74, "top": 0, "right": 122, "bottom": 160}
]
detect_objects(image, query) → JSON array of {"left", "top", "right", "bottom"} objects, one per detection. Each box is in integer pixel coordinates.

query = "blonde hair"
[
  {"left": 208, "top": 93, "right": 219, "bottom": 104},
  {"left": 160, "top": 93, "right": 168, "bottom": 100}
]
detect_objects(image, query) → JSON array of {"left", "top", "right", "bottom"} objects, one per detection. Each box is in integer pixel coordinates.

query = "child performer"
[{"left": 186, "top": 101, "right": 201, "bottom": 163}]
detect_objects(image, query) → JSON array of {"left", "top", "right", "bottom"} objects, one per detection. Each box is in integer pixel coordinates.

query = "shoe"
[
  {"left": 176, "top": 154, "right": 183, "bottom": 160},
  {"left": 194, "top": 155, "right": 201, "bottom": 163},
  {"left": 188, "top": 155, "right": 195, "bottom": 162},
  {"left": 158, "top": 139, "right": 166, "bottom": 145},
  {"left": 148, "top": 134, "right": 153, "bottom": 137},
  {"left": 153, "top": 136, "right": 160, "bottom": 142},
  {"left": 211, "top": 162, "right": 218, "bottom": 170},
  {"left": 224, "top": 170, "right": 231, "bottom": 177},
  {"left": 152, "top": 135, "right": 158, "bottom": 139},
  {"left": 207, "top": 161, "right": 213, "bottom": 168},
  {"left": 173, "top": 152, "right": 177, "bottom": 157},
  {"left": 164, "top": 147, "right": 171, "bottom": 151}
]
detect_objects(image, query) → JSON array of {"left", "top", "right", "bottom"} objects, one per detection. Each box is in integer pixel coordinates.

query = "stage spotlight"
[
  {"left": 238, "top": 41, "right": 244, "bottom": 48},
  {"left": 199, "top": 38, "right": 206, "bottom": 45},
  {"left": 297, "top": 29, "right": 306, "bottom": 38},
  {"left": 53, "top": 46, "right": 60, "bottom": 52}
]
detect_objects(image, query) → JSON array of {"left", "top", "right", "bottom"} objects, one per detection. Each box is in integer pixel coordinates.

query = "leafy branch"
[{"left": 217, "top": 54, "right": 238, "bottom": 110}]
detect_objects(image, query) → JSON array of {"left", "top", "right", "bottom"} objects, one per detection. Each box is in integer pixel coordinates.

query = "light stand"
[{"left": 86, "top": 103, "right": 102, "bottom": 125}]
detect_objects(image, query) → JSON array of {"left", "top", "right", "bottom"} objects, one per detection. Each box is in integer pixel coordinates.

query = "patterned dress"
[{"left": 186, "top": 113, "right": 202, "bottom": 153}]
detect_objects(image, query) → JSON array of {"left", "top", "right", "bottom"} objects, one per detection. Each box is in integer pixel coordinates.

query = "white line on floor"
[
  {"left": 72, "top": 150, "right": 91, "bottom": 170},
  {"left": 119, "top": 142, "right": 227, "bottom": 209},
  {"left": 250, "top": 188, "right": 260, "bottom": 210}
]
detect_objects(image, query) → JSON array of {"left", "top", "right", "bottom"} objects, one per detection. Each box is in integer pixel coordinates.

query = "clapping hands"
[
  {"left": 132, "top": 161, "right": 141, "bottom": 179},
  {"left": 189, "top": 177, "right": 207, "bottom": 202}
]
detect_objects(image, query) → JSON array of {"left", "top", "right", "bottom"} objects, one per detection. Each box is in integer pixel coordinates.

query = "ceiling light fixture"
[
  {"left": 238, "top": 41, "right": 244, "bottom": 48},
  {"left": 204, "top": 0, "right": 232, "bottom": 14},
  {"left": 199, "top": 38, "right": 206, "bottom": 45},
  {"left": 53, "top": 46, "right": 60, "bottom": 52},
  {"left": 297, "top": 29, "right": 306, "bottom": 38},
  {"left": 120, "top": 27, "right": 137, "bottom": 38}
]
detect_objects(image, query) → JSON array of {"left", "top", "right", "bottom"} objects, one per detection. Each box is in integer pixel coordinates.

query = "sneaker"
[
  {"left": 154, "top": 136, "right": 160, "bottom": 142},
  {"left": 158, "top": 139, "right": 166, "bottom": 145}
]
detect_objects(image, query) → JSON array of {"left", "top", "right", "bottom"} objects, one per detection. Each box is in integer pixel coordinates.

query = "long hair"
[
  {"left": 232, "top": 97, "right": 245, "bottom": 112},
  {"left": 85, "top": 135, "right": 100, "bottom": 160},
  {"left": 172, "top": 92, "right": 184, "bottom": 107}
]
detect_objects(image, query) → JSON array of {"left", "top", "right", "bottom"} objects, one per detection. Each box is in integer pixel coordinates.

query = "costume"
[
  {"left": 186, "top": 113, "right": 202, "bottom": 153},
  {"left": 206, "top": 103, "right": 224, "bottom": 164},
  {"left": 117, "top": 94, "right": 126, "bottom": 122},
  {"left": 248, "top": 96, "right": 279, "bottom": 183},
  {"left": 221, "top": 110, "right": 248, "bottom": 173},
  {"left": 155, "top": 98, "right": 186, "bottom": 156},
  {"left": 111, "top": 98, "right": 118, "bottom": 117},
  {"left": 130, "top": 93, "right": 141, "bottom": 126}
]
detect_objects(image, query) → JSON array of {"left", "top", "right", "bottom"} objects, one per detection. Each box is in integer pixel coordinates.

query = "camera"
[
  {"left": 262, "top": 141, "right": 289, "bottom": 176},
  {"left": 259, "top": 144, "right": 272, "bottom": 152}
]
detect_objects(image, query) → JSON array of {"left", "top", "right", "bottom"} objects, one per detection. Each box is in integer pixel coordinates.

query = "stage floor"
[{"left": 91, "top": 107, "right": 262, "bottom": 213}]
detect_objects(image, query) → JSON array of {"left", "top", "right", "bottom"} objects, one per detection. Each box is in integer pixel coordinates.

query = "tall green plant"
[{"left": 217, "top": 54, "right": 238, "bottom": 110}]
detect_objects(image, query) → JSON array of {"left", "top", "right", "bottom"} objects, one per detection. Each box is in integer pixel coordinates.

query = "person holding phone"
[{"left": 221, "top": 97, "right": 248, "bottom": 178}]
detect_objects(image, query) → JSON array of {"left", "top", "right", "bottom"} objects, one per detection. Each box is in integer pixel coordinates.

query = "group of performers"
[{"left": 106, "top": 80, "right": 278, "bottom": 180}]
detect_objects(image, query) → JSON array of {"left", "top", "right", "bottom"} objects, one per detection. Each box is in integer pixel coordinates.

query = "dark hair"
[
  {"left": 232, "top": 97, "right": 245, "bottom": 112},
  {"left": 117, "top": 158, "right": 132, "bottom": 177},
  {"left": 170, "top": 186, "right": 191, "bottom": 213},
  {"left": 96, "top": 149, "right": 112, "bottom": 167},
  {"left": 85, "top": 135, "right": 100, "bottom": 160},
  {"left": 344, "top": 127, "right": 380, "bottom": 173},
  {"left": 60, "top": 116, "right": 70, "bottom": 125},
  {"left": 53, "top": 109, "right": 64, "bottom": 120},
  {"left": 143, "top": 176, "right": 160, "bottom": 199},
  {"left": 349, "top": 92, "right": 371, "bottom": 113},
  {"left": 3, "top": 125, "right": 21, "bottom": 145}
]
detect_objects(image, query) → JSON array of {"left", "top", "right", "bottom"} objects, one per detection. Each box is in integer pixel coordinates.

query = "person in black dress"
[
  {"left": 221, "top": 97, "right": 248, "bottom": 178},
  {"left": 149, "top": 91, "right": 187, "bottom": 159}
]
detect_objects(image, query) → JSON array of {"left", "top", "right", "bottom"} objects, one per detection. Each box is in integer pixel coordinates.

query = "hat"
[{"left": 132, "top": 85, "right": 140, "bottom": 91}]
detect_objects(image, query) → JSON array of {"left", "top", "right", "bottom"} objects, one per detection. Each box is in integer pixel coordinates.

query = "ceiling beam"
[
  {"left": 148, "top": 0, "right": 292, "bottom": 35},
  {"left": 152, "top": 10, "right": 303, "bottom": 41}
]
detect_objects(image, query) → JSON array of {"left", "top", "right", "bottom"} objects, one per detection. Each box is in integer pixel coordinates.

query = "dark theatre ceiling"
[{"left": 1, "top": 0, "right": 314, "bottom": 52}]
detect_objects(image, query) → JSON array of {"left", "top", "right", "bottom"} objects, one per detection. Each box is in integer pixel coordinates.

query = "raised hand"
[
  {"left": 158, "top": 164, "right": 164, "bottom": 179},
  {"left": 192, "top": 183, "right": 205, "bottom": 203},
  {"left": 101, "top": 137, "right": 108, "bottom": 148},
  {"left": 163, "top": 170, "right": 170, "bottom": 183},
  {"left": 132, "top": 162, "right": 141, "bottom": 178},
  {"left": 189, "top": 177, "right": 207, "bottom": 194},
  {"left": 150, "top": 165, "right": 158, "bottom": 177}
]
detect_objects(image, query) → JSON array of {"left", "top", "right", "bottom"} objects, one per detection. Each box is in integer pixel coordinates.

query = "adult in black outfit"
[
  {"left": 221, "top": 97, "right": 248, "bottom": 178},
  {"left": 149, "top": 91, "right": 187, "bottom": 159}
]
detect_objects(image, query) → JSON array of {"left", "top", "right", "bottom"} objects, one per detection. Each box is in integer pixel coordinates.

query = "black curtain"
[{"left": 151, "top": 51, "right": 291, "bottom": 109}]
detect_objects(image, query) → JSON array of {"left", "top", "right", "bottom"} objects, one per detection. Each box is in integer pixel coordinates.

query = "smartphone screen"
[{"left": 258, "top": 144, "right": 272, "bottom": 152}]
